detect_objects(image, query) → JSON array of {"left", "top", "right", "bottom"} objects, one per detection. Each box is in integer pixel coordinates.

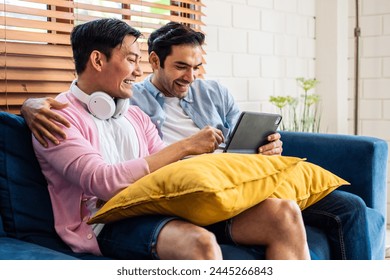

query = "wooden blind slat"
[
  {"left": 1, "top": 42, "right": 72, "bottom": 57},
  {"left": 74, "top": 14, "right": 167, "bottom": 31},
  {"left": 1, "top": 17, "right": 73, "bottom": 33},
  {"left": 1, "top": 56, "right": 75, "bottom": 70},
  {"left": 123, "top": 0, "right": 204, "bottom": 8},
  {"left": 3, "top": 4, "right": 74, "bottom": 21},
  {"left": 0, "top": 107, "right": 24, "bottom": 114},
  {"left": 1, "top": 81, "right": 71, "bottom": 93},
  {"left": 102, "top": 0, "right": 204, "bottom": 16},
  {"left": 1, "top": 29, "right": 70, "bottom": 44},
  {"left": 74, "top": 14, "right": 203, "bottom": 28},
  {"left": 74, "top": 3, "right": 202, "bottom": 19},
  {"left": 1, "top": 69, "right": 76, "bottom": 82},
  {"left": 172, "top": 0, "right": 205, "bottom": 7},
  {"left": 22, "top": 0, "right": 75, "bottom": 9},
  {"left": 2, "top": 61, "right": 151, "bottom": 80},
  {"left": 1, "top": 0, "right": 204, "bottom": 114},
  {"left": 0, "top": 93, "right": 59, "bottom": 105},
  {"left": 0, "top": 42, "right": 148, "bottom": 61}
]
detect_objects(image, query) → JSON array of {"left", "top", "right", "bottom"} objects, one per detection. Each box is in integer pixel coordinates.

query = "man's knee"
[
  {"left": 244, "top": 198, "right": 304, "bottom": 234},
  {"left": 188, "top": 227, "right": 221, "bottom": 256},
  {"left": 157, "top": 220, "right": 222, "bottom": 260},
  {"left": 272, "top": 199, "right": 303, "bottom": 230}
]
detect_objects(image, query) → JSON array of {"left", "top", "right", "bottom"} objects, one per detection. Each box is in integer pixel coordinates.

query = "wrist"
[{"left": 174, "top": 138, "right": 193, "bottom": 158}]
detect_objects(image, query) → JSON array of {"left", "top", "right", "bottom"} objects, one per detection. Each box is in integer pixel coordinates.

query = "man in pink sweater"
[{"left": 32, "top": 18, "right": 310, "bottom": 260}]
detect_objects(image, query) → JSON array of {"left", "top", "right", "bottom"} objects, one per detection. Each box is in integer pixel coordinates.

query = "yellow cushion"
[
  {"left": 88, "top": 153, "right": 349, "bottom": 226},
  {"left": 270, "top": 161, "right": 349, "bottom": 210}
]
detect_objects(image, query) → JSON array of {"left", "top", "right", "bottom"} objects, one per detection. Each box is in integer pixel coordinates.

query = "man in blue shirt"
[{"left": 21, "top": 22, "right": 371, "bottom": 260}]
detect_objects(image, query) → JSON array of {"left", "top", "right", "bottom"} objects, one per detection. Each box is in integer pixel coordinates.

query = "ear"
[
  {"left": 90, "top": 50, "right": 104, "bottom": 71},
  {"left": 149, "top": 51, "right": 160, "bottom": 70}
]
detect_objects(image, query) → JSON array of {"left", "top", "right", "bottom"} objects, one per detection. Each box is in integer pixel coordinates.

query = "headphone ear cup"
[
  {"left": 88, "top": 92, "right": 116, "bottom": 120},
  {"left": 113, "top": 98, "right": 129, "bottom": 119}
]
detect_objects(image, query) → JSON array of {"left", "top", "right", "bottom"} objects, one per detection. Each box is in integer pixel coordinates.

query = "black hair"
[
  {"left": 71, "top": 18, "right": 142, "bottom": 74},
  {"left": 147, "top": 22, "right": 205, "bottom": 68}
]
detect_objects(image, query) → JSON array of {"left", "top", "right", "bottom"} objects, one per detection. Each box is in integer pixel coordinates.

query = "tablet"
[{"left": 223, "top": 112, "right": 282, "bottom": 154}]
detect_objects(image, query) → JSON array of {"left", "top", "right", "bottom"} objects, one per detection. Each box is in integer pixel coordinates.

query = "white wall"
[
  {"left": 202, "top": 0, "right": 390, "bottom": 225},
  {"left": 316, "top": 0, "right": 349, "bottom": 134},
  {"left": 347, "top": 0, "right": 390, "bottom": 224},
  {"left": 202, "top": 0, "right": 316, "bottom": 113}
]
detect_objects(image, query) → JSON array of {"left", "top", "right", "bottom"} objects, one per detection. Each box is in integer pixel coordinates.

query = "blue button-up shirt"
[{"left": 131, "top": 75, "right": 241, "bottom": 140}]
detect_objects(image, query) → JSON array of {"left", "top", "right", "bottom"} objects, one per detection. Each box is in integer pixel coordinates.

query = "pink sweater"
[{"left": 32, "top": 91, "right": 166, "bottom": 255}]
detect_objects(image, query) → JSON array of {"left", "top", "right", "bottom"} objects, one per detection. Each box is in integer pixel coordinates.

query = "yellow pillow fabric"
[
  {"left": 88, "top": 153, "right": 349, "bottom": 226},
  {"left": 270, "top": 161, "right": 349, "bottom": 210}
]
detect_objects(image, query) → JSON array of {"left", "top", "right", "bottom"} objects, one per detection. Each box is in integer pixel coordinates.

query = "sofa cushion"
[
  {"left": 89, "top": 153, "right": 348, "bottom": 226},
  {"left": 0, "top": 112, "right": 68, "bottom": 250},
  {"left": 0, "top": 237, "right": 78, "bottom": 260},
  {"left": 305, "top": 225, "right": 331, "bottom": 260}
]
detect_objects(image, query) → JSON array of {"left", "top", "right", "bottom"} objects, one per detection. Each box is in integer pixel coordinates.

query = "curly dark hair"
[{"left": 147, "top": 22, "right": 205, "bottom": 68}]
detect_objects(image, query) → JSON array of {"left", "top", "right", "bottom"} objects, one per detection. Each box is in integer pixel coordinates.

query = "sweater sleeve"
[{"left": 33, "top": 96, "right": 153, "bottom": 201}]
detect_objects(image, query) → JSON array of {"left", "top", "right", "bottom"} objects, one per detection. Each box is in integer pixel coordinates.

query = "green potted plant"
[{"left": 269, "top": 77, "right": 320, "bottom": 132}]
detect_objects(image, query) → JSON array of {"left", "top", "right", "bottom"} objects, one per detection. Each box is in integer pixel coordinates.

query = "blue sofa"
[{"left": 0, "top": 112, "right": 388, "bottom": 260}]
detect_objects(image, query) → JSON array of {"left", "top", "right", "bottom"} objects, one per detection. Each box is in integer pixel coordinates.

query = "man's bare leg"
[
  {"left": 156, "top": 220, "right": 223, "bottom": 260},
  {"left": 232, "top": 198, "right": 310, "bottom": 260}
]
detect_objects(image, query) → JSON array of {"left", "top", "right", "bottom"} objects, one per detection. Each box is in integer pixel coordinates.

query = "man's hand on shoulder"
[
  {"left": 258, "top": 132, "right": 283, "bottom": 156},
  {"left": 21, "top": 97, "right": 70, "bottom": 147}
]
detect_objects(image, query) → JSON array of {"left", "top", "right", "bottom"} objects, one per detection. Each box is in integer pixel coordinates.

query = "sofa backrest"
[
  {"left": 0, "top": 214, "right": 5, "bottom": 237},
  {"left": 0, "top": 112, "right": 68, "bottom": 250}
]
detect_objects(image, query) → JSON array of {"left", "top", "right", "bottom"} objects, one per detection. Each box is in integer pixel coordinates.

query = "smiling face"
[
  {"left": 98, "top": 35, "right": 143, "bottom": 99},
  {"left": 150, "top": 44, "right": 203, "bottom": 99}
]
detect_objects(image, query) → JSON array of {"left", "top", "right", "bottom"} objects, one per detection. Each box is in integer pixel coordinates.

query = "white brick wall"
[
  {"left": 348, "top": 0, "right": 390, "bottom": 225},
  {"left": 384, "top": 58, "right": 390, "bottom": 76},
  {"left": 203, "top": 0, "right": 389, "bottom": 225},
  {"left": 203, "top": 0, "right": 316, "bottom": 113}
]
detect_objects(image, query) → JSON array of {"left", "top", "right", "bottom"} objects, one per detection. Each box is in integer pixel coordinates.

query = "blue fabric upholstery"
[
  {"left": 0, "top": 215, "right": 5, "bottom": 237},
  {"left": 366, "top": 207, "right": 386, "bottom": 259},
  {"left": 0, "top": 112, "right": 69, "bottom": 252},
  {"left": 0, "top": 112, "right": 387, "bottom": 259},
  {"left": 305, "top": 226, "right": 331, "bottom": 260},
  {"left": 0, "top": 238, "right": 78, "bottom": 260},
  {"left": 280, "top": 131, "right": 388, "bottom": 259}
]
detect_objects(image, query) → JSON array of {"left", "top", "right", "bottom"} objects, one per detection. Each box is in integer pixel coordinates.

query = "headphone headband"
[{"left": 70, "top": 80, "right": 129, "bottom": 120}]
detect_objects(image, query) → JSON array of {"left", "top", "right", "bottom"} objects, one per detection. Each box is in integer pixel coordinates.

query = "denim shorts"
[
  {"left": 97, "top": 215, "right": 235, "bottom": 260},
  {"left": 204, "top": 218, "right": 236, "bottom": 245}
]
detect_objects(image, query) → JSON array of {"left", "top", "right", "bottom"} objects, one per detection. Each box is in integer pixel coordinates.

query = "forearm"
[
  {"left": 144, "top": 125, "right": 224, "bottom": 172},
  {"left": 145, "top": 140, "right": 190, "bottom": 173}
]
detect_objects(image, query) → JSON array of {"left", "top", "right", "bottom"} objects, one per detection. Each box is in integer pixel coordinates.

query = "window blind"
[{"left": 0, "top": 0, "right": 204, "bottom": 113}]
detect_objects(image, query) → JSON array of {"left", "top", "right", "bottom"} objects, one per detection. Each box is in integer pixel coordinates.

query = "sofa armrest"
[{"left": 280, "top": 131, "right": 388, "bottom": 215}]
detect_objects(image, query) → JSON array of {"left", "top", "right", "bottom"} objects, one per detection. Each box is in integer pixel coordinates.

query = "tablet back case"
[{"left": 224, "top": 112, "right": 282, "bottom": 154}]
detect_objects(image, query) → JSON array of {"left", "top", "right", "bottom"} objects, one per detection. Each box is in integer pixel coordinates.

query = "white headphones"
[{"left": 70, "top": 80, "right": 129, "bottom": 120}]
